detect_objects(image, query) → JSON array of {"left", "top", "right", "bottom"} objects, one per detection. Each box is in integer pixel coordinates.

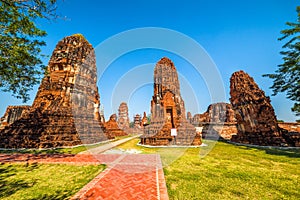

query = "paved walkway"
[
  {"left": 71, "top": 154, "right": 168, "bottom": 200},
  {"left": 80, "top": 134, "right": 142, "bottom": 155},
  {"left": 0, "top": 135, "right": 169, "bottom": 200}
]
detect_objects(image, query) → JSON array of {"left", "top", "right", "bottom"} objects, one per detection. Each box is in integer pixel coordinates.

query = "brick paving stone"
[{"left": 72, "top": 154, "right": 168, "bottom": 200}]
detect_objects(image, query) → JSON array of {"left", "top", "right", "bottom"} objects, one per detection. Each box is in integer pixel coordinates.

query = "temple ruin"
[
  {"left": 191, "top": 103, "right": 236, "bottom": 124},
  {"left": 105, "top": 114, "right": 127, "bottom": 137},
  {"left": 0, "top": 106, "right": 30, "bottom": 129},
  {"left": 230, "top": 70, "right": 290, "bottom": 146},
  {"left": 141, "top": 57, "right": 201, "bottom": 146},
  {"left": 190, "top": 103, "right": 237, "bottom": 140},
  {"left": 0, "top": 34, "right": 110, "bottom": 148},
  {"left": 117, "top": 102, "right": 130, "bottom": 130}
]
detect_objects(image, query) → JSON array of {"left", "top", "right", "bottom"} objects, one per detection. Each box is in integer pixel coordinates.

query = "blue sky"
[{"left": 1, "top": 0, "right": 299, "bottom": 122}]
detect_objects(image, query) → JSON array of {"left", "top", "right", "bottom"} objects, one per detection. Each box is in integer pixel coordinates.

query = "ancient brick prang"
[
  {"left": 141, "top": 57, "right": 201, "bottom": 145},
  {"left": 105, "top": 114, "right": 127, "bottom": 138},
  {"left": 229, "top": 70, "right": 289, "bottom": 146},
  {"left": 0, "top": 34, "right": 110, "bottom": 148},
  {"left": 117, "top": 102, "right": 130, "bottom": 130}
]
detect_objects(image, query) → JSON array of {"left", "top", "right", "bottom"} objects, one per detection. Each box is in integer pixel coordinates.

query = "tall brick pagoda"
[
  {"left": 141, "top": 57, "right": 201, "bottom": 145},
  {"left": 0, "top": 34, "right": 109, "bottom": 148}
]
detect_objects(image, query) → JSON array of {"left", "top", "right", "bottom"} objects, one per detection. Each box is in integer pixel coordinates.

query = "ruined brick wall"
[
  {"left": 201, "top": 123, "right": 238, "bottom": 140},
  {"left": 206, "top": 103, "right": 236, "bottom": 123},
  {"left": 278, "top": 122, "right": 300, "bottom": 133},
  {"left": 278, "top": 122, "right": 300, "bottom": 146},
  {"left": 192, "top": 103, "right": 236, "bottom": 125},
  {"left": 0, "top": 106, "right": 30, "bottom": 129},
  {"left": 142, "top": 57, "right": 200, "bottom": 145},
  {"left": 191, "top": 113, "right": 208, "bottom": 125},
  {"left": 189, "top": 103, "right": 237, "bottom": 140},
  {"left": 117, "top": 102, "right": 130, "bottom": 130},
  {"left": 0, "top": 34, "right": 109, "bottom": 148},
  {"left": 229, "top": 70, "right": 288, "bottom": 146}
]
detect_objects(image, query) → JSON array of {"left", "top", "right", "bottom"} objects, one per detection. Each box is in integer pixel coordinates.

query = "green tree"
[
  {"left": 264, "top": 6, "right": 300, "bottom": 116},
  {"left": 0, "top": 0, "right": 57, "bottom": 102}
]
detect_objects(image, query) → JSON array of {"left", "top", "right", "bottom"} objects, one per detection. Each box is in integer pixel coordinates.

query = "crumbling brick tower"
[
  {"left": 0, "top": 34, "right": 109, "bottom": 148},
  {"left": 141, "top": 57, "right": 201, "bottom": 145},
  {"left": 230, "top": 70, "right": 288, "bottom": 146}
]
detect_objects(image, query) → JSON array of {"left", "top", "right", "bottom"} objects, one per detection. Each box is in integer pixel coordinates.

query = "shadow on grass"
[
  {"left": 29, "top": 191, "right": 71, "bottom": 200},
  {"left": 0, "top": 164, "right": 38, "bottom": 198},
  {"left": 0, "top": 163, "right": 77, "bottom": 199},
  {"left": 226, "top": 141, "right": 300, "bottom": 158},
  {"left": 263, "top": 148, "right": 300, "bottom": 158}
]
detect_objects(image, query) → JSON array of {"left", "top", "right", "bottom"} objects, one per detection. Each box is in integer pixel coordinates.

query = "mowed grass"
[
  {"left": 116, "top": 139, "right": 300, "bottom": 199},
  {"left": 0, "top": 163, "right": 105, "bottom": 200}
]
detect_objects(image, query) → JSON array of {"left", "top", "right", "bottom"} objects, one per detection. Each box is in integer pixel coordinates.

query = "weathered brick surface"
[
  {"left": 141, "top": 57, "right": 201, "bottom": 145},
  {"left": 229, "top": 70, "right": 290, "bottom": 146},
  {"left": 278, "top": 122, "right": 300, "bottom": 147},
  {"left": 0, "top": 34, "right": 110, "bottom": 148},
  {"left": 191, "top": 103, "right": 236, "bottom": 125},
  {"left": 141, "top": 112, "right": 148, "bottom": 127},
  {"left": 190, "top": 103, "right": 237, "bottom": 140},
  {"left": 200, "top": 122, "right": 238, "bottom": 140},
  {"left": 0, "top": 106, "right": 30, "bottom": 129},
  {"left": 134, "top": 114, "right": 141, "bottom": 128},
  {"left": 105, "top": 114, "right": 127, "bottom": 137},
  {"left": 117, "top": 102, "right": 130, "bottom": 130},
  {"left": 278, "top": 122, "right": 300, "bottom": 133}
]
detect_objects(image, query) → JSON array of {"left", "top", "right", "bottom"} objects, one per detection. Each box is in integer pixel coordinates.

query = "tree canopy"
[
  {"left": 0, "top": 0, "right": 57, "bottom": 102},
  {"left": 264, "top": 6, "right": 300, "bottom": 117}
]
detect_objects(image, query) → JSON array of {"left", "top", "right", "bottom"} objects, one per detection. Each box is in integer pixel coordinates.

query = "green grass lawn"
[
  {"left": 0, "top": 163, "right": 105, "bottom": 200},
  {"left": 115, "top": 139, "right": 300, "bottom": 200},
  {"left": 1, "top": 137, "right": 299, "bottom": 199}
]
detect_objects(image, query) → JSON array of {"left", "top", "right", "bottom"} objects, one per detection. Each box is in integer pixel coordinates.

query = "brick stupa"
[
  {"left": 141, "top": 57, "right": 201, "bottom": 145},
  {"left": 0, "top": 34, "right": 110, "bottom": 148}
]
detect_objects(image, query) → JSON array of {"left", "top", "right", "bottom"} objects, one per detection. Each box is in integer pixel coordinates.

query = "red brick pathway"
[{"left": 0, "top": 153, "right": 169, "bottom": 200}]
